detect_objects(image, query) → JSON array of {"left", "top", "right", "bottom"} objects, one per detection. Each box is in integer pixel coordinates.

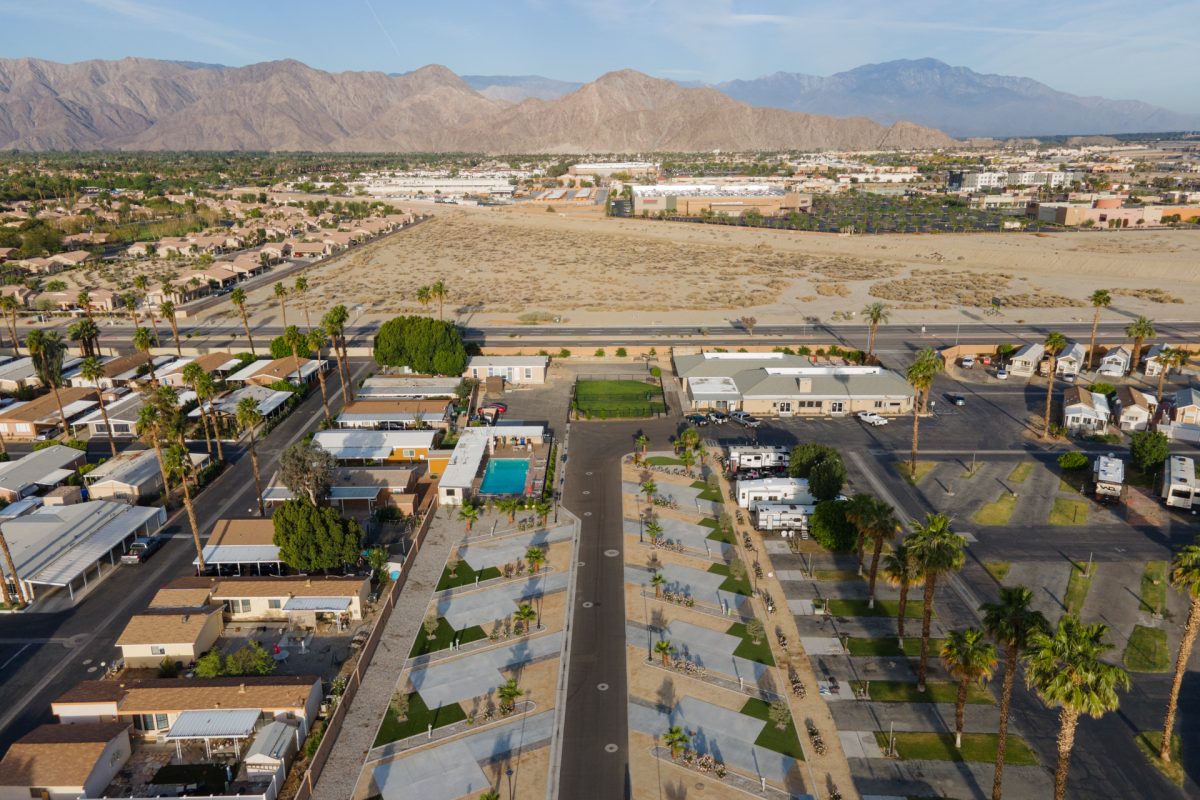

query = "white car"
[
  {"left": 856, "top": 411, "right": 889, "bottom": 426},
  {"left": 996, "top": 368, "right": 1009, "bottom": 380}
]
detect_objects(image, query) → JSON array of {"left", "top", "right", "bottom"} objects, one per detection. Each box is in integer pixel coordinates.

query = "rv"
[
  {"left": 754, "top": 502, "right": 816, "bottom": 533},
  {"left": 1161, "top": 456, "right": 1197, "bottom": 510},
  {"left": 1092, "top": 455, "right": 1124, "bottom": 503},
  {"left": 727, "top": 446, "right": 790, "bottom": 473},
  {"left": 736, "top": 477, "right": 813, "bottom": 510}
]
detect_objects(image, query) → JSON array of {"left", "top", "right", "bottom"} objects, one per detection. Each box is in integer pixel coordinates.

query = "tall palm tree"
[
  {"left": 883, "top": 544, "right": 923, "bottom": 644},
  {"left": 25, "top": 329, "right": 70, "bottom": 434},
  {"left": 160, "top": 300, "right": 182, "bottom": 356},
  {"left": 196, "top": 373, "right": 224, "bottom": 462},
  {"left": 163, "top": 443, "right": 205, "bottom": 572},
  {"left": 1154, "top": 346, "right": 1188, "bottom": 405},
  {"left": 844, "top": 493, "right": 875, "bottom": 576},
  {"left": 133, "top": 275, "right": 159, "bottom": 343},
  {"left": 1160, "top": 541, "right": 1200, "bottom": 762},
  {"left": 121, "top": 291, "right": 139, "bottom": 327},
  {"left": 1041, "top": 332, "right": 1067, "bottom": 440},
  {"left": 862, "top": 499, "right": 899, "bottom": 608},
  {"left": 907, "top": 514, "right": 966, "bottom": 691},
  {"left": 75, "top": 289, "right": 93, "bottom": 323},
  {"left": 906, "top": 360, "right": 934, "bottom": 479},
  {"left": 0, "top": 526, "right": 22, "bottom": 606},
  {"left": 1025, "top": 615, "right": 1130, "bottom": 800},
  {"left": 230, "top": 287, "right": 255, "bottom": 356},
  {"left": 133, "top": 326, "right": 157, "bottom": 384},
  {"left": 1086, "top": 289, "right": 1111, "bottom": 371},
  {"left": 940, "top": 628, "right": 997, "bottom": 748},
  {"left": 679, "top": 448, "right": 696, "bottom": 477},
  {"left": 654, "top": 639, "right": 673, "bottom": 666},
  {"left": 430, "top": 279, "right": 447, "bottom": 321},
  {"left": 0, "top": 296, "right": 20, "bottom": 353},
  {"left": 1126, "top": 316, "right": 1156, "bottom": 374},
  {"left": 912, "top": 346, "right": 944, "bottom": 414},
  {"left": 863, "top": 301, "right": 890, "bottom": 358},
  {"left": 306, "top": 327, "right": 332, "bottom": 421},
  {"left": 322, "top": 305, "right": 351, "bottom": 404},
  {"left": 982, "top": 586, "right": 1048, "bottom": 799},
  {"left": 236, "top": 396, "right": 265, "bottom": 517},
  {"left": 294, "top": 275, "right": 311, "bottom": 329},
  {"left": 181, "top": 362, "right": 213, "bottom": 454},
  {"left": 78, "top": 357, "right": 118, "bottom": 458},
  {"left": 416, "top": 285, "right": 432, "bottom": 315},
  {"left": 273, "top": 281, "right": 288, "bottom": 326},
  {"left": 67, "top": 318, "right": 99, "bottom": 358},
  {"left": 137, "top": 403, "right": 172, "bottom": 509},
  {"left": 281, "top": 325, "right": 306, "bottom": 384}
]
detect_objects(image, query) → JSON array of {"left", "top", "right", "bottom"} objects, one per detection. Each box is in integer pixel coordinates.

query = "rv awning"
[{"left": 166, "top": 708, "right": 261, "bottom": 740}]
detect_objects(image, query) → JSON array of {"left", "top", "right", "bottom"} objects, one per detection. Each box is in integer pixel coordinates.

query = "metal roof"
[
  {"left": 165, "top": 708, "right": 261, "bottom": 740},
  {"left": 245, "top": 720, "right": 295, "bottom": 762},
  {"left": 0, "top": 445, "right": 82, "bottom": 494},
  {"left": 16, "top": 503, "right": 165, "bottom": 587},
  {"left": 194, "top": 544, "right": 281, "bottom": 566},
  {"left": 283, "top": 596, "right": 352, "bottom": 611}
]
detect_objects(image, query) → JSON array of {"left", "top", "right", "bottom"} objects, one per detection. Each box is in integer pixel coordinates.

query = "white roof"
[
  {"left": 467, "top": 356, "right": 548, "bottom": 368},
  {"left": 194, "top": 544, "right": 281, "bottom": 567},
  {"left": 83, "top": 448, "right": 159, "bottom": 487},
  {"left": 225, "top": 359, "right": 273, "bottom": 382},
  {"left": 737, "top": 477, "right": 809, "bottom": 492},
  {"left": 633, "top": 184, "right": 785, "bottom": 198},
  {"left": 312, "top": 429, "right": 436, "bottom": 459},
  {"left": 0, "top": 445, "right": 82, "bottom": 494},
  {"left": 441, "top": 429, "right": 488, "bottom": 490},
  {"left": 1094, "top": 456, "right": 1124, "bottom": 484},
  {"left": 283, "top": 596, "right": 352, "bottom": 611},
  {"left": 245, "top": 721, "right": 295, "bottom": 762},
  {"left": 71, "top": 392, "right": 145, "bottom": 426},
  {"left": 165, "top": 708, "right": 262, "bottom": 740}
]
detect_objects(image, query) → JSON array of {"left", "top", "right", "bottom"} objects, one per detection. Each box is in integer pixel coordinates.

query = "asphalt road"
[{"left": 0, "top": 358, "right": 370, "bottom": 753}]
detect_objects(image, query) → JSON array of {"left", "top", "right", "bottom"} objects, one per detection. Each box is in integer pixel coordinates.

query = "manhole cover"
[
  {"left": 584, "top": 512, "right": 592, "bottom": 517},
  {"left": 578, "top": 561, "right": 586, "bottom": 567},
  {"left": 582, "top": 490, "right": 591, "bottom": 495},
  {"left": 586, "top": 471, "right": 594, "bottom": 476},
  {"left": 582, "top": 601, "right": 594, "bottom": 608},
  {"left": 597, "top": 683, "right": 609, "bottom": 691},
  {"left": 604, "top": 549, "right": 620, "bottom": 557},
  {"left": 604, "top": 743, "right": 619, "bottom": 753}
]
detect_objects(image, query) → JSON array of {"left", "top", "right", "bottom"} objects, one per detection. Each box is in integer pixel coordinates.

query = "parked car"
[
  {"left": 730, "top": 411, "right": 761, "bottom": 428},
  {"left": 980, "top": 355, "right": 993, "bottom": 366},
  {"left": 960, "top": 355, "right": 976, "bottom": 369},
  {"left": 121, "top": 535, "right": 167, "bottom": 565},
  {"left": 996, "top": 368, "right": 1009, "bottom": 380},
  {"left": 856, "top": 411, "right": 889, "bottom": 426},
  {"left": 707, "top": 411, "right": 729, "bottom": 424},
  {"left": 481, "top": 402, "right": 508, "bottom": 413},
  {"left": 684, "top": 413, "right": 710, "bottom": 427},
  {"left": 947, "top": 393, "right": 966, "bottom": 406}
]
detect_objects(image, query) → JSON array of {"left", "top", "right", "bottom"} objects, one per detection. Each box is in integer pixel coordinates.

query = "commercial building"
[
  {"left": 631, "top": 185, "right": 811, "bottom": 217},
  {"left": 569, "top": 162, "right": 658, "bottom": 178},
  {"left": 360, "top": 175, "right": 514, "bottom": 198}
]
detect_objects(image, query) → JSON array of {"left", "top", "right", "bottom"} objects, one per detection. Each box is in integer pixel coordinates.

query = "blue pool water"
[{"left": 480, "top": 458, "right": 530, "bottom": 495}]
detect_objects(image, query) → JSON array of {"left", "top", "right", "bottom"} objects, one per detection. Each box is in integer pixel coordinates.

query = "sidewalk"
[{"left": 312, "top": 513, "right": 461, "bottom": 800}]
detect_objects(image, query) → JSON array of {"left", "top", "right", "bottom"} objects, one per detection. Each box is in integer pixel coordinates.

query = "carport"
[{"left": 164, "top": 708, "right": 261, "bottom": 759}]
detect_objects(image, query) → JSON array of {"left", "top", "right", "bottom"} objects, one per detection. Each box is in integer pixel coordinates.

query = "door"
[{"left": 830, "top": 401, "right": 844, "bottom": 415}]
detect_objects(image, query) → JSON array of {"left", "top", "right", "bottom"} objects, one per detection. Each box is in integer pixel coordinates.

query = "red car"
[{"left": 481, "top": 402, "right": 508, "bottom": 413}]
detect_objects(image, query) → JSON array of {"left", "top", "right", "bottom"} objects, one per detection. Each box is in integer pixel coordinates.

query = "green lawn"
[
  {"left": 645, "top": 455, "right": 683, "bottom": 466},
  {"left": 437, "top": 562, "right": 502, "bottom": 591},
  {"left": 1064, "top": 563, "right": 1093, "bottom": 614},
  {"left": 373, "top": 692, "right": 467, "bottom": 746},
  {"left": 740, "top": 698, "right": 804, "bottom": 760},
  {"left": 845, "top": 637, "right": 945, "bottom": 658},
  {"left": 812, "top": 569, "right": 862, "bottom": 582},
  {"left": 1124, "top": 625, "right": 1170, "bottom": 672},
  {"left": 972, "top": 494, "right": 1017, "bottom": 526},
  {"left": 708, "top": 562, "right": 752, "bottom": 596},
  {"left": 1058, "top": 471, "right": 1088, "bottom": 494},
  {"left": 1134, "top": 731, "right": 1184, "bottom": 786},
  {"left": 895, "top": 460, "right": 936, "bottom": 484},
  {"left": 699, "top": 518, "right": 736, "bottom": 544},
  {"left": 1049, "top": 497, "right": 1088, "bottom": 526},
  {"left": 726, "top": 621, "right": 775, "bottom": 666},
  {"left": 852, "top": 679, "right": 994, "bottom": 705},
  {"left": 1007, "top": 462, "right": 1034, "bottom": 483},
  {"left": 1140, "top": 561, "right": 1169, "bottom": 615},
  {"left": 409, "top": 617, "right": 488, "bottom": 658},
  {"left": 574, "top": 379, "right": 666, "bottom": 418},
  {"left": 690, "top": 480, "right": 724, "bottom": 503},
  {"left": 876, "top": 732, "right": 1038, "bottom": 765},
  {"left": 983, "top": 561, "right": 1011, "bottom": 583},
  {"left": 825, "top": 598, "right": 926, "bottom": 619}
]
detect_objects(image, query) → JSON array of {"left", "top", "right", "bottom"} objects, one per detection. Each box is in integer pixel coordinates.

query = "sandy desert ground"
[{"left": 217, "top": 202, "right": 1200, "bottom": 330}]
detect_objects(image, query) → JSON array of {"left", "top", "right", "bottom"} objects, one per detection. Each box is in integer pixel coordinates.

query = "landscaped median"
[
  {"left": 874, "top": 731, "right": 1038, "bottom": 765},
  {"left": 1123, "top": 624, "right": 1170, "bottom": 672},
  {"left": 822, "top": 598, "right": 926, "bottom": 619},
  {"left": 740, "top": 697, "right": 805, "bottom": 759},
  {"left": 850, "top": 679, "right": 994, "bottom": 704},
  {"left": 845, "top": 637, "right": 945, "bottom": 657}
]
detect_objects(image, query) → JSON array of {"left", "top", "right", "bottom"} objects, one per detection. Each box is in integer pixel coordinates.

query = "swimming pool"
[{"left": 479, "top": 458, "right": 530, "bottom": 495}]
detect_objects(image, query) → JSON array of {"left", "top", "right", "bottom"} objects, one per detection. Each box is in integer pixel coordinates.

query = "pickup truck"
[
  {"left": 730, "top": 411, "right": 761, "bottom": 428},
  {"left": 121, "top": 535, "right": 167, "bottom": 565},
  {"left": 856, "top": 411, "right": 889, "bottom": 427}
]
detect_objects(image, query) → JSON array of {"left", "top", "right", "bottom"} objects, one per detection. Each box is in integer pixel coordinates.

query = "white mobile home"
[
  {"left": 1008, "top": 343, "right": 1044, "bottom": 377},
  {"left": 727, "top": 446, "right": 790, "bottom": 472},
  {"left": 1162, "top": 456, "right": 1197, "bottom": 509},
  {"left": 754, "top": 502, "right": 816, "bottom": 533},
  {"left": 736, "top": 477, "right": 813, "bottom": 510}
]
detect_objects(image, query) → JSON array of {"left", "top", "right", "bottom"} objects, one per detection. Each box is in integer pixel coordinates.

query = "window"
[
  {"left": 268, "top": 599, "right": 282, "bottom": 609},
  {"left": 874, "top": 401, "right": 884, "bottom": 408},
  {"left": 225, "top": 599, "right": 251, "bottom": 614},
  {"left": 402, "top": 449, "right": 415, "bottom": 458},
  {"left": 524, "top": 367, "right": 533, "bottom": 380},
  {"left": 155, "top": 713, "right": 169, "bottom": 730},
  {"left": 150, "top": 645, "right": 166, "bottom": 656},
  {"left": 113, "top": 423, "right": 130, "bottom": 434}
]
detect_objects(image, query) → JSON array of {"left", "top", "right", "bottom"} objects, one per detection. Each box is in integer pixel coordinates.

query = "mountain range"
[
  {"left": 0, "top": 57, "right": 951, "bottom": 153},
  {"left": 470, "top": 59, "right": 1200, "bottom": 138}
]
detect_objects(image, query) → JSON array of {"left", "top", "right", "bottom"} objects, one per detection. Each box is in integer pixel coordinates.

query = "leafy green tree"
[
  {"left": 278, "top": 441, "right": 336, "bottom": 505},
  {"left": 272, "top": 498, "right": 363, "bottom": 572},
  {"left": 372, "top": 315, "right": 468, "bottom": 375},
  {"left": 809, "top": 457, "right": 847, "bottom": 502},
  {"left": 67, "top": 318, "right": 99, "bottom": 358},
  {"left": 746, "top": 618, "right": 765, "bottom": 644},
  {"left": 194, "top": 649, "right": 224, "bottom": 678},
  {"left": 1057, "top": 451, "right": 1089, "bottom": 471},
  {"left": 1130, "top": 430, "right": 1170, "bottom": 473},
  {"left": 788, "top": 443, "right": 841, "bottom": 479},
  {"left": 225, "top": 641, "right": 276, "bottom": 676},
  {"left": 809, "top": 499, "right": 856, "bottom": 551}
]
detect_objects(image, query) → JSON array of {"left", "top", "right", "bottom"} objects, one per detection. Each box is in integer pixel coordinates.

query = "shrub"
[
  {"left": 1130, "top": 431, "right": 1170, "bottom": 473},
  {"left": 594, "top": 348, "right": 605, "bottom": 357},
  {"left": 558, "top": 348, "right": 570, "bottom": 358},
  {"left": 1058, "top": 451, "right": 1090, "bottom": 471},
  {"left": 615, "top": 347, "right": 627, "bottom": 357},
  {"left": 809, "top": 500, "right": 856, "bottom": 551},
  {"left": 1090, "top": 382, "right": 1115, "bottom": 396},
  {"left": 789, "top": 444, "right": 846, "bottom": 500},
  {"left": 650, "top": 366, "right": 661, "bottom": 377},
  {"left": 157, "top": 657, "right": 179, "bottom": 678}
]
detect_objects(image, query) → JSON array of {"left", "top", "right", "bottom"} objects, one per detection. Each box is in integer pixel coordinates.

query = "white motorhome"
[
  {"left": 1092, "top": 455, "right": 1125, "bottom": 503},
  {"left": 1162, "top": 456, "right": 1197, "bottom": 509},
  {"left": 754, "top": 502, "right": 816, "bottom": 533},
  {"left": 727, "top": 446, "right": 790, "bottom": 472}
]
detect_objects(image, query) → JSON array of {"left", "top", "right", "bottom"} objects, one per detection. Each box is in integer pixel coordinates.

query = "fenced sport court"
[{"left": 572, "top": 375, "right": 666, "bottom": 418}]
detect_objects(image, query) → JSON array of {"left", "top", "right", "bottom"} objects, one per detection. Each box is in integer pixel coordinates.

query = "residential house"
[
  {"left": 1062, "top": 386, "right": 1111, "bottom": 435},
  {"left": 0, "top": 285, "right": 33, "bottom": 307},
  {"left": 0, "top": 387, "right": 97, "bottom": 440},
  {"left": 68, "top": 352, "right": 153, "bottom": 390},
  {"left": 149, "top": 577, "right": 217, "bottom": 609},
  {"left": 196, "top": 384, "right": 294, "bottom": 424},
  {"left": 0, "top": 358, "right": 45, "bottom": 392},
  {"left": 258, "top": 242, "right": 291, "bottom": 262},
  {"left": 357, "top": 376, "right": 460, "bottom": 399},
  {"left": 70, "top": 391, "right": 144, "bottom": 440},
  {"left": 115, "top": 605, "right": 224, "bottom": 668},
  {"left": 156, "top": 352, "right": 242, "bottom": 389},
  {"left": 227, "top": 357, "right": 329, "bottom": 388},
  {"left": 0, "top": 722, "right": 131, "bottom": 800},
  {"left": 0, "top": 445, "right": 86, "bottom": 503},
  {"left": 194, "top": 518, "right": 282, "bottom": 575},
  {"left": 312, "top": 429, "right": 438, "bottom": 464},
  {"left": 211, "top": 575, "right": 371, "bottom": 623},
  {"left": 1142, "top": 343, "right": 1176, "bottom": 377},
  {"left": 1169, "top": 387, "right": 1200, "bottom": 426},
  {"left": 48, "top": 250, "right": 94, "bottom": 268},
  {"left": 335, "top": 399, "right": 454, "bottom": 430},
  {"left": 263, "top": 467, "right": 418, "bottom": 516},
  {"left": 1113, "top": 386, "right": 1156, "bottom": 432},
  {"left": 464, "top": 356, "right": 549, "bottom": 385},
  {"left": 82, "top": 448, "right": 165, "bottom": 503},
  {"left": 80, "top": 288, "right": 120, "bottom": 314},
  {"left": 1098, "top": 346, "right": 1132, "bottom": 377},
  {"left": 188, "top": 268, "right": 238, "bottom": 291},
  {"left": 20, "top": 257, "right": 61, "bottom": 275},
  {"left": 287, "top": 241, "right": 330, "bottom": 259},
  {"left": 1008, "top": 343, "right": 1045, "bottom": 377},
  {"left": 1053, "top": 341, "right": 1086, "bottom": 377}
]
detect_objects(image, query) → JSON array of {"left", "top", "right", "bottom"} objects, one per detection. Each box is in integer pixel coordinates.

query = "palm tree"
[
  {"left": 1160, "top": 541, "right": 1200, "bottom": 762},
  {"left": 236, "top": 396, "right": 265, "bottom": 517},
  {"left": 1025, "top": 615, "right": 1130, "bottom": 800},
  {"left": 134, "top": 275, "right": 159, "bottom": 342},
  {"left": 121, "top": 291, "right": 139, "bottom": 327},
  {"left": 982, "top": 586, "right": 1048, "bottom": 799},
  {"left": 863, "top": 301, "right": 890, "bottom": 358},
  {"left": 645, "top": 520, "right": 663, "bottom": 546},
  {"left": 843, "top": 493, "right": 875, "bottom": 575},
  {"left": 294, "top": 275, "right": 311, "bottom": 328},
  {"left": 654, "top": 639, "right": 673, "bottom": 666},
  {"left": 133, "top": 326, "right": 157, "bottom": 383},
  {"left": 651, "top": 571, "right": 666, "bottom": 598},
  {"left": 137, "top": 403, "right": 172, "bottom": 509},
  {"left": 78, "top": 357, "right": 118, "bottom": 457},
  {"left": 1041, "top": 331, "right": 1067, "bottom": 440},
  {"left": 458, "top": 503, "right": 480, "bottom": 531},
  {"left": 634, "top": 433, "right": 649, "bottom": 461},
  {"left": 907, "top": 514, "right": 966, "bottom": 691},
  {"left": 306, "top": 327, "right": 332, "bottom": 421},
  {"left": 679, "top": 448, "right": 696, "bottom": 477},
  {"left": 480, "top": 790, "right": 500, "bottom": 800},
  {"left": 160, "top": 300, "right": 182, "bottom": 356},
  {"left": 883, "top": 542, "right": 923, "bottom": 645},
  {"left": 513, "top": 602, "right": 537, "bottom": 634},
  {"left": 416, "top": 285, "right": 432, "bottom": 314},
  {"left": 1126, "top": 316, "right": 1156, "bottom": 372},
  {"left": 906, "top": 359, "right": 934, "bottom": 479},
  {"left": 196, "top": 373, "right": 224, "bottom": 461},
  {"left": 525, "top": 546, "right": 545, "bottom": 574},
  {"left": 430, "top": 279, "right": 447, "bottom": 321},
  {"left": 75, "top": 289, "right": 93, "bottom": 323},
  {"left": 281, "top": 325, "right": 306, "bottom": 384},
  {"left": 181, "top": 362, "right": 214, "bottom": 454},
  {"left": 1154, "top": 346, "right": 1188, "bottom": 405},
  {"left": 496, "top": 497, "right": 520, "bottom": 523},
  {"left": 163, "top": 443, "right": 205, "bottom": 572},
  {"left": 273, "top": 282, "right": 288, "bottom": 326},
  {"left": 321, "top": 305, "right": 351, "bottom": 404},
  {"left": 662, "top": 726, "right": 689, "bottom": 759},
  {"left": 0, "top": 525, "right": 24, "bottom": 606},
  {"left": 497, "top": 678, "right": 523, "bottom": 711},
  {"left": 641, "top": 479, "right": 657, "bottom": 502},
  {"left": 67, "top": 318, "right": 99, "bottom": 358},
  {"left": 1086, "top": 289, "right": 1111, "bottom": 371},
  {"left": 912, "top": 346, "right": 944, "bottom": 414},
  {"left": 0, "top": 296, "right": 20, "bottom": 353},
  {"left": 940, "top": 628, "right": 997, "bottom": 748},
  {"left": 533, "top": 499, "right": 552, "bottom": 525},
  {"left": 862, "top": 499, "right": 899, "bottom": 608},
  {"left": 25, "top": 329, "right": 70, "bottom": 434},
  {"left": 230, "top": 288, "right": 255, "bottom": 356}
]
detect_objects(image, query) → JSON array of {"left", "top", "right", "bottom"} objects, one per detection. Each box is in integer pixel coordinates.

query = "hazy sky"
[{"left": 2, "top": 0, "right": 1197, "bottom": 112}]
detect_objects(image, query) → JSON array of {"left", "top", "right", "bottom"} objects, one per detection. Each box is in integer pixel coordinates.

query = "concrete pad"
[
  {"left": 437, "top": 572, "right": 567, "bottom": 629},
  {"left": 800, "top": 636, "right": 845, "bottom": 655},
  {"left": 458, "top": 709, "right": 555, "bottom": 761},
  {"left": 788, "top": 599, "right": 816, "bottom": 615},
  {"left": 373, "top": 740, "right": 490, "bottom": 800},
  {"left": 457, "top": 527, "right": 573, "bottom": 570},
  {"left": 764, "top": 540, "right": 792, "bottom": 554},
  {"left": 775, "top": 569, "right": 809, "bottom": 581}
]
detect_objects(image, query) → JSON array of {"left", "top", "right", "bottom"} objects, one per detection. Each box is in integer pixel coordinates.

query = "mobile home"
[{"left": 1092, "top": 455, "right": 1125, "bottom": 504}]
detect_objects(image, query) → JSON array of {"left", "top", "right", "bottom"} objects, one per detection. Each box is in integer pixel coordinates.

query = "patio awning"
[
  {"left": 165, "top": 708, "right": 261, "bottom": 740},
  {"left": 194, "top": 544, "right": 282, "bottom": 566},
  {"left": 283, "top": 596, "right": 352, "bottom": 612}
]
